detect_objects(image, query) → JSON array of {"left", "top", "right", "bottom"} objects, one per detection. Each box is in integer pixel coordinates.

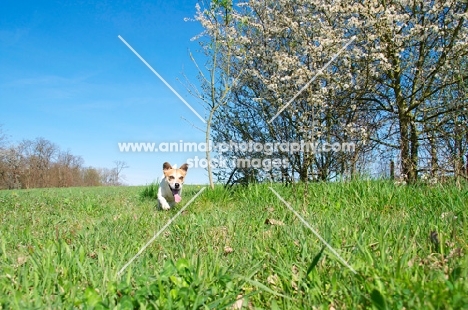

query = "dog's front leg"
[
  {"left": 158, "top": 196, "right": 171, "bottom": 210},
  {"left": 157, "top": 187, "right": 171, "bottom": 210}
]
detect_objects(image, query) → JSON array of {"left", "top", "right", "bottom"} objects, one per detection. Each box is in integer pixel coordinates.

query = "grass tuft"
[{"left": 139, "top": 183, "right": 159, "bottom": 200}]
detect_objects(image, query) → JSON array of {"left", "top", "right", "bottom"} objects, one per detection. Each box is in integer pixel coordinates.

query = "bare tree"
[
  {"left": 0, "top": 146, "right": 23, "bottom": 189},
  {"left": 18, "top": 138, "right": 58, "bottom": 188},
  {"left": 0, "top": 125, "right": 7, "bottom": 148},
  {"left": 51, "top": 150, "right": 84, "bottom": 187},
  {"left": 187, "top": 0, "right": 247, "bottom": 189},
  {"left": 113, "top": 160, "right": 129, "bottom": 185}
]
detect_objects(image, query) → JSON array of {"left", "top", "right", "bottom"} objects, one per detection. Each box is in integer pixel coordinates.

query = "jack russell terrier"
[{"left": 157, "top": 162, "right": 188, "bottom": 210}]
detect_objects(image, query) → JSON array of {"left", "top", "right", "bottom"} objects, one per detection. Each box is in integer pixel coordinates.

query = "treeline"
[{"left": 0, "top": 132, "right": 127, "bottom": 190}]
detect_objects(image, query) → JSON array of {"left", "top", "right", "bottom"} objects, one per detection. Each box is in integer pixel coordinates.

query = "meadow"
[{"left": 0, "top": 181, "right": 467, "bottom": 309}]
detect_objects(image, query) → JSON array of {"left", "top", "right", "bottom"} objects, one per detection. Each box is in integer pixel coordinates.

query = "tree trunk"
[
  {"left": 399, "top": 113, "right": 411, "bottom": 181},
  {"left": 390, "top": 160, "right": 395, "bottom": 180},
  {"left": 428, "top": 131, "right": 438, "bottom": 178},
  {"left": 206, "top": 108, "right": 215, "bottom": 190},
  {"left": 350, "top": 151, "right": 359, "bottom": 180},
  {"left": 409, "top": 120, "right": 419, "bottom": 181}
]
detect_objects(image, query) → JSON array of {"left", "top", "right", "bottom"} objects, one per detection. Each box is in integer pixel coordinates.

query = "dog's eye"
[
  {"left": 179, "top": 176, "right": 184, "bottom": 180},
  {"left": 169, "top": 176, "right": 175, "bottom": 180}
]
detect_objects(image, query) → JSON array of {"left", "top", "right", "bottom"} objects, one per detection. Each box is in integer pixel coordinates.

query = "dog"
[{"left": 157, "top": 162, "right": 188, "bottom": 210}]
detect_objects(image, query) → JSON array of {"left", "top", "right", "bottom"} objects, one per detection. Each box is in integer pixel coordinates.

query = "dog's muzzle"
[{"left": 171, "top": 187, "right": 181, "bottom": 203}]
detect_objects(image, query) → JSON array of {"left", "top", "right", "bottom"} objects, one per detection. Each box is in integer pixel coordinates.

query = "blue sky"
[{"left": 1, "top": 0, "right": 212, "bottom": 185}]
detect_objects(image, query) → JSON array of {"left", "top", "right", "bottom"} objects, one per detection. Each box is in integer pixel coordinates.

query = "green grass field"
[{"left": 0, "top": 181, "right": 467, "bottom": 309}]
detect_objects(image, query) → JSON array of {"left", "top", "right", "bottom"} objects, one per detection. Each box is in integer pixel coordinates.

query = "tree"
[
  {"left": 349, "top": 0, "right": 468, "bottom": 182},
  {"left": 194, "top": 0, "right": 372, "bottom": 183},
  {"left": 113, "top": 160, "right": 129, "bottom": 185},
  {"left": 187, "top": 0, "right": 249, "bottom": 189},
  {"left": 0, "top": 125, "right": 7, "bottom": 148},
  {"left": 51, "top": 150, "right": 84, "bottom": 187},
  {"left": 82, "top": 167, "right": 101, "bottom": 187},
  {"left": 17, "top": 138, "right": 58, "bottom": 188},
  {"left": 0, "top": 146, "right": 23, "bottom": 189}
]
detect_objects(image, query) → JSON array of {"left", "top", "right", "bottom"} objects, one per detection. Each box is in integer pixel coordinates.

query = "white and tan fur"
[{"left": 157, "top": 162, "right": 188, "bottom": 210}]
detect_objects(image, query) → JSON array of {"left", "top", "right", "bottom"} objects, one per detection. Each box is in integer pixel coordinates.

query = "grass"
[{"left": 0, "top": 181, "right": 467, "bottom": 309}]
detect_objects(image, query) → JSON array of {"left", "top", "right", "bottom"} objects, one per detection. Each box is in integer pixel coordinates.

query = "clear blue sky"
[{"left": 1, "top": 0, "right": 211, "bottom": 185}]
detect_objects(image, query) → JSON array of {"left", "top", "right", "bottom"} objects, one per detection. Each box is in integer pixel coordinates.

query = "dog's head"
[{"left": 163, "top": 162, "right": 188, "bottom": 203}]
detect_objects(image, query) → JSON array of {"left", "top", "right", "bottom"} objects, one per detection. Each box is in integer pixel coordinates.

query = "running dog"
[{"left": 157, "top": 162, "right": 188, "bottom": 210}]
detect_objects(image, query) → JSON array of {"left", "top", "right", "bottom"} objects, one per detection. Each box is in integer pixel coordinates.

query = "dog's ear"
[
  {"left": 180, "top": 163, "right": 189, "bottom": 172},
  {"left": 163, "top": 162, "right": 172, "bottom": 170}
]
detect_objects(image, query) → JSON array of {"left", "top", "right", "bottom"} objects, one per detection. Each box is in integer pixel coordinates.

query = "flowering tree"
[{"left": 193, "top": 0, "right": 468, "bottom": 183}]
